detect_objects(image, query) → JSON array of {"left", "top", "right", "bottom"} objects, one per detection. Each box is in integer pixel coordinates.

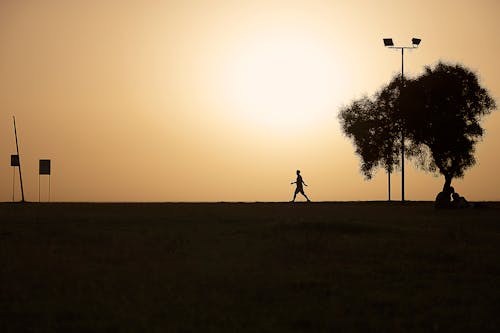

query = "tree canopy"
[
  {"left": 338, "top": 79, "right": 401, "bottom": 178},
  {"left": 339, "top": 62, "right": 496, "bottom": 189}
]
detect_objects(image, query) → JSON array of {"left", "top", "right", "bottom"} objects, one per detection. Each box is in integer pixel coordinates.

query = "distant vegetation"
[{"left": 339, "top": 62, "right": 496, "bottom": 190}]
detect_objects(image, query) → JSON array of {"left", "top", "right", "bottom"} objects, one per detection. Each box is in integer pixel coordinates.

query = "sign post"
[
  {"left": 39, "top": 159, "right": 51, "bottom": 202},
  {"left": 10, "top": 154, "right": 19, "bottom": 202}
]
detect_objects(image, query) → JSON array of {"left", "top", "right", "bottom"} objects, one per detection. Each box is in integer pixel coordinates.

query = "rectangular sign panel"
[
  {"left": 39, "top": 159, "right": 51, "bottom": 175},
  {"left": 11, "top": 155, "right": 19, "bottom": 166}
]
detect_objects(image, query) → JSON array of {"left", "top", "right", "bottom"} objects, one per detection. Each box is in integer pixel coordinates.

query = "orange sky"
[{"left": 1, "top": 0, "right": 499, "bottom": 202}]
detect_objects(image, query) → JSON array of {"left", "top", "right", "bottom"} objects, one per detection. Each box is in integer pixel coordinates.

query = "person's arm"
[{"left": 302, "top": 179, "right": 308, "bottom": 186}]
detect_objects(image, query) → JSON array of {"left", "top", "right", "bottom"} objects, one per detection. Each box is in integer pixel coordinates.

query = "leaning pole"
[{"left": 13, "top": 116, "right": 25, "bottom": 202}]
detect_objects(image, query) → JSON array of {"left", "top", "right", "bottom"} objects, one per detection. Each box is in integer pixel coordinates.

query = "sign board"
[
  {"left": 39, "top": 159, "right": 51, "bottom": 175},
  {"left": 11, "top": 155, "right": 19, "bottom": 166}
]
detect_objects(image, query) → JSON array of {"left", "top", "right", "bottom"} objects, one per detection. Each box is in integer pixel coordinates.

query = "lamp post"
[{"left": 383, "top": 37, "right": 421, "bottom": 202}]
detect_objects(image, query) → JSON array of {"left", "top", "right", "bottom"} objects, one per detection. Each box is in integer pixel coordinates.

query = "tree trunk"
[{"left": 443, "top": 174, "right": 452, "bottom": 191}]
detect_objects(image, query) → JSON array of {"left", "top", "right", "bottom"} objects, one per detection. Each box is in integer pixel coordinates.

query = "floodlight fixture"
[
  {"left": 382, "top": 37, "right": 422, "bottom": 202},
  {"left": 383, "top": 38, "right": 394, "bottom": 47}
]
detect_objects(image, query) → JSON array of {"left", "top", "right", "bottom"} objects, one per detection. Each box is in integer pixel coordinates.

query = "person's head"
[{"left": 296, "top": 170, "right": 300, "bottom": 175}]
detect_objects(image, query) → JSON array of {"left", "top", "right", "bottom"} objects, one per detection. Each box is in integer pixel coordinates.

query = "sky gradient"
[{"left": 1, "top": 0, "right": 499, "bottom": 202}]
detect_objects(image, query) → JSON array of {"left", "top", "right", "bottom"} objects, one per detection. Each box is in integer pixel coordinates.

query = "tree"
[
  {"left": 339, "top": 76, "right": 404, "bottom": 179},
  {"left": 339, "top": 62, "right": 496, "bottom": 191},
  {"left": 402, "top": 62, "right": 496, "bottom": 190}
]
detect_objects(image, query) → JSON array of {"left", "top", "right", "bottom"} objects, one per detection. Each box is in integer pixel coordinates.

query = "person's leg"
[
  {"left": 291, "top": 189, "right": 298, "bottom": 202},
  {"left": 299, "top": 189, "right": 310, "bottom": 202}
]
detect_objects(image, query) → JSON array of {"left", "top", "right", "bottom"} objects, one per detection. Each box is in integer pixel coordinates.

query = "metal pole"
[
  {"left": 385, "top": 39, "right": 420, "bottom": 201},
  {"left": 12, "top": 167, "right": 16, "bottom": 202},
  {"left": 388, "top": 171, "right": 391, "bottom": 201},
  {"left": 13, "top": 116, "right": 25, "bottom": 202},
  {"left": 401, "top": 48, "right": 405, "bottom": 202}
]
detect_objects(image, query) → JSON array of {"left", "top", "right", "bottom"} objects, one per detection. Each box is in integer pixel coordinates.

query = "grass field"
[{"left": 1, "top": 202, "right": 499, "bottom": 332}]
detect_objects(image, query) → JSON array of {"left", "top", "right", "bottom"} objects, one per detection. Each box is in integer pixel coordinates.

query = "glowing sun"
[{"left": 223, "top": 29, "right": 342, "bottom": 133}]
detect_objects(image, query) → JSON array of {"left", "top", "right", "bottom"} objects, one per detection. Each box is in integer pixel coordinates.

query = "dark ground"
[{"left": 0, "top": 201, "right": 499, "bottom": 332}]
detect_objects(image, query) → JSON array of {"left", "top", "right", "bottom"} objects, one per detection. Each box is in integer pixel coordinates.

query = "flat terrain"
[{"left": 1, "top": 202, "right": 499, "bottom": 332}]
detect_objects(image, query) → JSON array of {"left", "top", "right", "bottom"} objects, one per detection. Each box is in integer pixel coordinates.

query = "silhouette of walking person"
[{"left": 291, "top": 170, "right": 311, "bottom": 202}]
